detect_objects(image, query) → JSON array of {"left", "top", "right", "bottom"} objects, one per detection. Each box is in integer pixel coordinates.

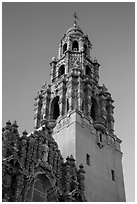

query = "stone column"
[
  {"left": 81, "top": 52, "right": 85, "bottom": 74},
  {"left": 44, "top": 86, "right": 51, "bottom": 119},
  {"left": 67, "top": 76, "right": 73, "bottom": 111},
  {"left": 58, "top": 42, "right": 62, "bottom": 59},
  {"left": 48, "top": 142, "right": 54, "bottom": 167},
  {"left": 37, "top": 135, "right": 44, "bottom": 162},
  {"left": 58, "top": 95, "right": 63, "bottom": 117},
  {"left": 34, "top": 93, "right": 43, "bottom": 129},
  {"left": 56, "top": 152, "right": 63, "bottom": 189},
  {"left": 2, "top": 172, "right": 12, "bottom": 201},
  {"left": 14, "top": 174, "right": 24, "bottom": 201},
  {"left": 77, "top": 76, "right": 83, "bottom": 111},
  {"left": 20, "top": 131, "right": 28, "bottom": 168},
  {"left": 79, "top": 37, "right": 84, "bottom": 52},
  {"left": 26, "top": 136, "right": 35, "bottom": 172},
  {"left": 93, "top": 59, "right": 100, "bottom": 83},
  {"left": 65, "top": 53, "right": 68, "bottom": 74},
  {"left": 106, "top": 95, "right": 115, "bottom": 133},
  {"left": 64, "top": 157, "right": 71, "bottom": 194},
  {"left": 68, "top": 36, "right": 71, "bottom": 51},
  {"left": 77, "top": 164, "right": 85, "bottom": 192},
  {"left": 53, "top": 146, "right": 58, "bottom": 174},
  {"left": 50, "top": 58, "right": 57, "bottom": 82},
  {"left": 86, "top": 84, "right": 92, "bottom": 117},
  {"left": 2, "top": 121, "right": 11, "bottom": 158},
  {"left": 99, "top": 93, "right": 107, "bottom": 124}
]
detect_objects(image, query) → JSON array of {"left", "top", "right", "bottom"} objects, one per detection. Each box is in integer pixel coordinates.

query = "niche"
[
  {"left": 58, "top": 65, "right": 65, "bottom": 77},
  {"left": 72, "top": 40, "right": 79, "bottom": 51},
  {"left": 63, "top": 43, "right": 67, "bottom": 53},
  {"left": 50, "top": 96, "right": 60, "bottom": 120}
]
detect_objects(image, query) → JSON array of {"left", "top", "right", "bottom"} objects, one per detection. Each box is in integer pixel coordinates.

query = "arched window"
[
  {"left": 72, "top": 40, "right": 79, "bottom": 51},
  {"left": 90, "top": 97, "right": 97, "bottom": 121},
  {"left": 33, "top": 180, "right": 46, "bottom": 201},
  {"left": 58, "top": 65, "right": 65, "bottom": 77},
  {"left": 25, "top": 175, "right": 53, "bottom": 202},
  {"left": 85, "top": 65, "right": 91, "bottom": 76},
  {"left": 63, "top": 43, "right": 67, "bottom": 53},
  {"left": 84, "top": 44, "right": 87, "bottom": 54},
  {"left": 50, "top": 96, "right": 60, "bottom": 120},
  {"left": 25, "top": 179, "right": 46, "bottom": 202}
]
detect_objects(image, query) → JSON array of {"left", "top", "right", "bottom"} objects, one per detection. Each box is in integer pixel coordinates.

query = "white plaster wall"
[
  {"left": 75, "top": 113, "right": 126, "bottom": 201},
  {"left": 53, "top": 113, "right": 77, "bottom": 161},
  {"left": 53, "top": 111, "right": 126, "bottom": 201}
]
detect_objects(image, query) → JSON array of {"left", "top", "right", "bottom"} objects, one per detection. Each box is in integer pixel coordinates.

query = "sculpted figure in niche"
[{"left": 42, "top": 140, "right": 49, "bottom": 163}]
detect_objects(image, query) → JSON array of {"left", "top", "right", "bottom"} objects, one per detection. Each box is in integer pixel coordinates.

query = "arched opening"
[
  {"left": 33, "top": 179, "right": 46, "bottom": 201},
  {"left": 58, "top": 65, "right": 65, "bottom": 77},
  {"left": 25, "top": 174, "right": 53, "bottom": 202},
  {"left": 90, "top": 97, "right": 97, "bottom": 121},
  {"left": 63, "top": 43, "right": 67, "bottom": 53},
  {"left": 50, "top": 96, "right": 60, "bottom": 120},
  {"left": 72, "top": 40, "right": 79, "bottom": 51},
  {"left": 85, "top": 65, "right": 91, "bottom": 76},
  {"left": 84, "top": 44, "right": 87, "bottom": 54}
]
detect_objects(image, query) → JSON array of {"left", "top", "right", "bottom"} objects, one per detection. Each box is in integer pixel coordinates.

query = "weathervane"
[{"left": 73, "top": 12, "right": 79, "bottom": 24}]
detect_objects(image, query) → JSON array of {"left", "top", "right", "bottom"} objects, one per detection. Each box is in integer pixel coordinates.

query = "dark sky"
[{"left": 2, "top": 2, "right": 135, "bottom": 201}]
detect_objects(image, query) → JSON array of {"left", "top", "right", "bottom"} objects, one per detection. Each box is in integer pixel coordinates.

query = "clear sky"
[{"left": 2, "top": 2, "right": 135, "bottom": 201}]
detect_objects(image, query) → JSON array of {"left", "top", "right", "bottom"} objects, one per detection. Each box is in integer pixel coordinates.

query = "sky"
[{"left": 2, "top": 2, "right": 135, "bottom": 201}]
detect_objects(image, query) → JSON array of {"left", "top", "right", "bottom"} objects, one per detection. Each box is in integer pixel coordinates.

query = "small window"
[
  {"left": 85, "top": 65, "right": 91, "bottom": 76},
  {"left": 58, "top": 65, "right": 65, "bottom": 77},
  {"left": 72, "top": 40, "right": 79, "bottom": 51},
  {"left": 99, "top": 133, "right": 102, "bottom": 142},
  {"left": 86, "top": 154, "right": 90, "bottom": 166},
  {"left": 63, "top": 43, "right": 67, "bottom": 53},
  {"left": 111, "top": 169, "right": 115, "bottom": 181}
]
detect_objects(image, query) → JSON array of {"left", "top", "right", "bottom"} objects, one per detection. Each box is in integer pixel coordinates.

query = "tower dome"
[{"left": 66, "top": 22, "right": 84, "bottom": 35}]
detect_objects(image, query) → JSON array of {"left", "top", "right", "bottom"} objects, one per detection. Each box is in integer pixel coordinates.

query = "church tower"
[{"left": 34, "top": 18, "right": 126, "bottom": 202}]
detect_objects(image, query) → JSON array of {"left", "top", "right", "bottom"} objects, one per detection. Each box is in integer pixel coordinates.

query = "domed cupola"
[
  {"left": 58, "top": 19, "right": 92, "bottom": 61},
  {"left": 66, "top": 21, "right": 84, "bottom": 36},
  {"left": 50, "top": 15, "right": 97, "bottom": 85}
]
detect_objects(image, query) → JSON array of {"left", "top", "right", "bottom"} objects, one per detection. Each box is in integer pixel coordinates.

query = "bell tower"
[{"left": 33, "top": 19, "right": 126, "bottom": 202}]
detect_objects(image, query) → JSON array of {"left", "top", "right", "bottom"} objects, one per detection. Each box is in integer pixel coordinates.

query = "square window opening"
[
  {"left": 86, "top": 154, "right": 90, "bottom": 166},
  {"left": 111, "top": 169, "right": 115, "bottom": 181}
]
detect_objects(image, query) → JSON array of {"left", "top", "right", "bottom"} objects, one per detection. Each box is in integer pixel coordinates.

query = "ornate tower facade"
[{"left": 34, "top": 21, "right": 126, "bottom": 202}]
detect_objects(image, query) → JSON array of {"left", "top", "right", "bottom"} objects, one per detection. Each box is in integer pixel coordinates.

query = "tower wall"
[
  {"left": 33, "top": 20, "right": 126, "bottom": 202},
  {"left": 53, "top": 110, "right": 126, "bottom": 201},
  {"left": 53, "top": 111, "right": 77, "bottom": 160}
]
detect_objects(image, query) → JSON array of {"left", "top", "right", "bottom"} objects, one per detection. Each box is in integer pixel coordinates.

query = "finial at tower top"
[{"left": 73, "top": 12, "right": 79, "bottom": 25}]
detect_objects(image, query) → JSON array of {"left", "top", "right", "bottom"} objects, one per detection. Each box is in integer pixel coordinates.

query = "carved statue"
[{"left": 42, "top": 140, "right": 49, "bottom": 163}]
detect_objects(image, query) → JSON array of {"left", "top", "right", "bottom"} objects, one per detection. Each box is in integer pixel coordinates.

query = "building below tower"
[{"left": 2, "top": 120, "right": 86, "bottom": 202}]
